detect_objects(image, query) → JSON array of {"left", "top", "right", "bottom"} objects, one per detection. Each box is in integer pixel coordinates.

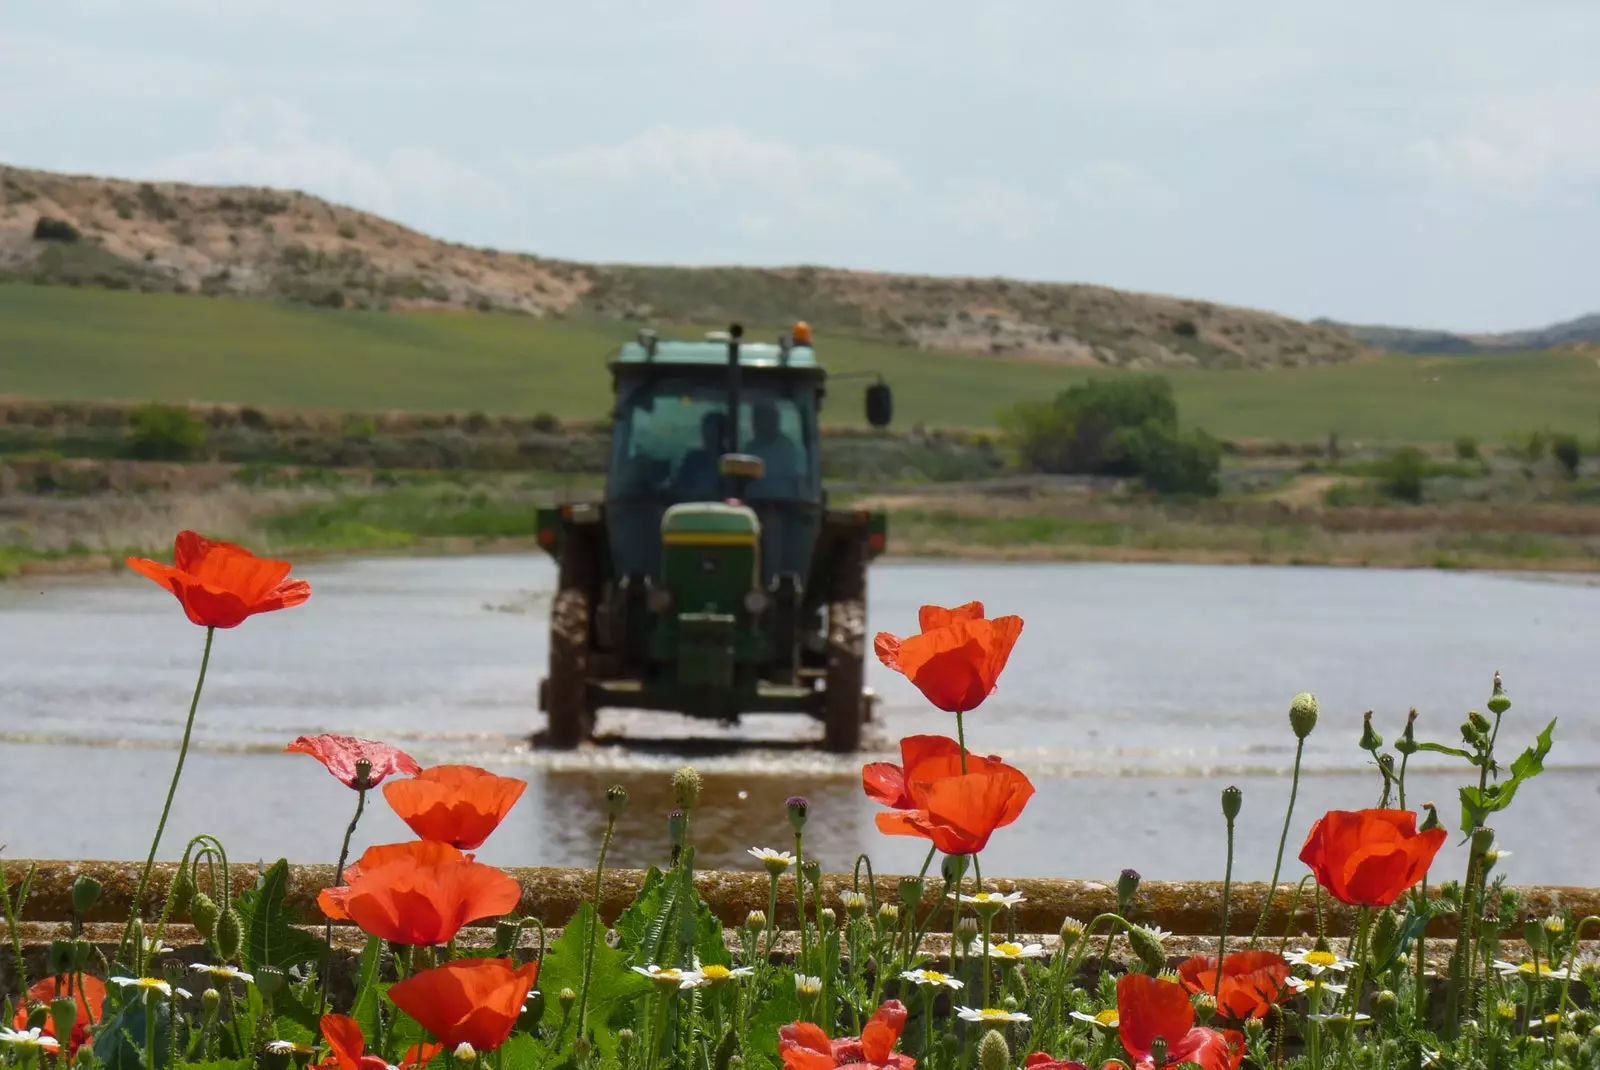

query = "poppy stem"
[
  {"left": 955, "top": 710, "right": 968, "bottom": 775},
  {"left": 577, "top": 813, "right": 618, "bottom": 1044},
  {"left": 1215, "top": 804, "right": 1237, "bottom": 1007},
  {"left": 1251, "top": 736, "right": 1305, "bottom": 949},
  {"left": 321, "top": 782, "right": 369, "bottom": 1017},
  {"left": 120, "top": 625, "right": 215, "bottom": 969}
]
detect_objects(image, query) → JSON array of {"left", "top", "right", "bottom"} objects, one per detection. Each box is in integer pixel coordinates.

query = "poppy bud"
[
  {"left": 72, "top": 875, "right": 104, "bottom": 917},
  {"left": 24, "top": 1003, "right": 47, "bottom": 1030},
  {"left": 672, "top": 766, "right": 702, "bottom": 811},
  {"left": 1149, "top": 1037, "right": 1168, "bottom": 1067},
  {"left": 49, "top": 938, "right": 76, "bottom": 977},
  {"left": 786, "top": 796, "right": 809, "bottom": 832},
  {"left": 1117, "top": 869, "right": 1141, "bottom": 912},
  {"left": 216, "top": 907, "right": 243, "bottom": 961},
  {"left": 940, "top": 854, "right": 967, "bottom": 887},
  {"left": 1129, "top": 925, "right": 1167, "bottom": 973},
  {"left": 898, "top": 877, "right": 925, "bottom": 910},
  {"left": 493, "top": 920, "right": 520, "bottom": 955},
  {"left": 1221, "top": 786, "right": 1242, "bottom": 822},
  {"left": 50, "top": 996, "right": 77, "bottom": 1045},
  {"left": 352, "top": 757, "right": 374, "bottom": 791},
  {"left": 745, "top": 909, "right": 767, "bottom": 933},
  {"left": 977, "top": 1028, "right": 1010, "bottom": 1070},
  {"left": 558, "top": 987, "right": 577, "bottom": 1012},
  {"left": 606, "top": 784, "right": 629, "bottom": 816},
  {"left": 191, "top": 892, "right": 219, "bottom": 942},
  {"left": 1359, "top": 711, "right": 1382, "bottom": 751},
  {"left": 255, "top": 965, "right": 286, "bottom": 999},
  {"left": 167, "top": 866, "right": 194, "bottom": 918},
  {"left": 1371, "top": 908, "right": 1401, "bottom": 965},
  {"left": 819, "top": 907, "right": 836, "bottom": 930},
  {"left": 1289, "top": 692, "right": 1318, "bottom": 739},
  {"left": 1419, "top": 802, "right": 1440, "bottom": 832},
  {"left": 1488, "top": 671, "right": 1511, "bottom": 715}
]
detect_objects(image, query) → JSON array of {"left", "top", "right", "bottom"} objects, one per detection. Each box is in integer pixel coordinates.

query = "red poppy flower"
[
  {"left": 1022, "top": 1055, "right": 1091, "bottom": 1070},
  {"left": 12, "top": 976, "right": 106, "bottom": 1055},
  {"left": 1298, "top": 808, "right": 1447, "bottom": 908},
  {"left": 382, "top": 765, "right": 527, "bottom": 850},
  {"left": 339, "top": 848, "right": 521, "bottom": 945},
  {"left": 387, "top": 957, "right": 537, "bottom": 1053},
  {"left": 1176, "top": 950, "right": 1291, "bottom": 1020},
  {"left": 1117, "top": 974, "right": 1243, "bottom": 1070},
  {"left": 874, "top": 602, "right": 1023, "bottom": 712},
  {"left": 287, "top": 734, "right": 422, "bottom": 790},
  {"left": 126, "top": 531, "right": 310, "bottom": 629},
  {"left": 316, "top": 840, "right": 467, "bottom": 922},
  {"left": 866, "top": 735, "right": 1034, "bottom": 855},
  {"left": 316, "top": 1013, "right": 439, "bottom": 1070},
  {"left": 779, "top": 1001, "right": 915, "bottom": 1070}
]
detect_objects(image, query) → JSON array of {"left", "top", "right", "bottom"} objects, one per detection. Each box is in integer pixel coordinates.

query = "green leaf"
[
  {"left": 1509, "top": 718, "right": 1557, "bottom": 781},
  {"left": 745, "top": 982, "right": 800, "bottom": 1068},
  {"left": 1415, "top": 741, "right": 1473, "bottom": 761},
  {"left": 93, "top": 990, "right": 174, "bottom": 1070},
  {"left": 537, "top": 902, "right": 652, "bottom": 1062},
  {"left": 349, "top": 935, "right": 385, "bottom": 1041},
  {"left": 614, "top": 866, "right": 667, "bottom": 962},
  {"left": 1457, "top": 719, "right": 1557, "bottom": 834},
  {"left": 237, "top": 859, "right": 327, "bottom": 973}
]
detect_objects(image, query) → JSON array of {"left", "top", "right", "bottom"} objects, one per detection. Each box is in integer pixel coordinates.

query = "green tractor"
[{"left": 534, "top": 322, "right": 893, "bottom": 752}]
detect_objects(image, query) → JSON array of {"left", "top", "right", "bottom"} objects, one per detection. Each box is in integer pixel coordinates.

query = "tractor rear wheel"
[
  {"left": 545, "top": 532, "right": 596, "bottom": 749},
  {"left": 823, "top": 540, "right": 867, "bottom": 753}
]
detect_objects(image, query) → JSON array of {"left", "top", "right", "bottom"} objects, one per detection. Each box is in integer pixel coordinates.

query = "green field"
[{"left": 5, "top": 283, "right": 1598, "bottom": 442}]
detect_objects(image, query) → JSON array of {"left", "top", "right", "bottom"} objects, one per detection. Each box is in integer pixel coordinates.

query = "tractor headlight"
[
  {"left": 648, "top": 587, "right": 673, "bottom": 613},
  {"left": 743, "top": 590, "right": 769, "bottom": 615}
]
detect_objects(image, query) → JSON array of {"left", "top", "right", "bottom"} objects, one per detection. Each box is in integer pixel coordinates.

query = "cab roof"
[{"left": 611, "top": 338, "right": 821, "bottom": 371}]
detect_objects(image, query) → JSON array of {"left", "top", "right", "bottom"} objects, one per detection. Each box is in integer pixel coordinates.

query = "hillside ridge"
[
  {"left": 0, "top": 162, "right": 1372, "bottom": 370},
  {"left": 1316, "top": 313, "right": 1600, "bottom": 354}
]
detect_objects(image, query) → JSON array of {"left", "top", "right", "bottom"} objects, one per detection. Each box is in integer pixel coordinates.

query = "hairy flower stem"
[
  {"left": 793, "top": 829, "right": 809, "bottom": 970},
  {"left": 321, "top": 783, "right": 368, "bottom": 1016},
  {"left": 1338, "top": 907, "right": 1374, "bottom": 1068},
  {"left": 144, "top": 989, "right": 160, "bottom": 1070},
  {"left": 1215, "top": 810, "right": 1237, "bottom": 1005},
  {"left": 121, "top": 625, "right": 215, "bottom": 968},
  {"left": 1251, "top": 736, "right": 1305, "bottom": 948},
  {"left": 645, "top": 990, "right": 671, "bottom": 1070},
  {"left": 577, "top": 813, "right": 618, "bottom": 1047},
  {"left": 0, "top": 854, "right": 30, "bottom": 996},
  {"left": 1414, "top": 883, "right": 1429, "bottom": 1024}
]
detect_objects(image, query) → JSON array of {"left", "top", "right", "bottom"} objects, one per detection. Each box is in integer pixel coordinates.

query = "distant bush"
[
  {"left": 1376, "top": 446, "right": 1427, "bottom": 503},
  {"left": 1552, "top": 433, "right": 1581, "bottom": 477},
  {"left": 1506, "top": 430, "right": 1547, "bottom": 463},
  {"left": 1121, "top": 424, "right": 1222, "bottom": 496},
  {"left": 1322, "top": 480, "right": 1360, "bottom": 507},
  {"left": 128, "top": 404, "right": 206, "bottom": 460},
  {"left": 1454, "top": 436, "right": 1479, "bottom": 461},
  {"left": 32, "top": 217, "right": 80, "bottom": 243}
]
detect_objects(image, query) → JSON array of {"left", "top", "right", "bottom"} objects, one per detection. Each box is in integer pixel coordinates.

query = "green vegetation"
[
  {"left": 127, "top": 402, "right": 207, "bottom": 460},
  {"left": 7, "top": 283, "right": 1600, "bottom": 441}
]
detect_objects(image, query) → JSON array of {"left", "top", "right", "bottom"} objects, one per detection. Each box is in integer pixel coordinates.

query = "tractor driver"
[
  {"left": 747, "top": 400, "right": 802, "bottom": 498},
  {"left": 673, "top": 410, "right": 729, "bottom": 498}
]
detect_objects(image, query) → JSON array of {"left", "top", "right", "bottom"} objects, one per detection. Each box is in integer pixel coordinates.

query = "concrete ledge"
[{"left": 8, "top": 859, "right": 1600, "bottom": 938}]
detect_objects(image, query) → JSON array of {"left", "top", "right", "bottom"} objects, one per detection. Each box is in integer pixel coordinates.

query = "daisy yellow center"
[
  {"left": 1095, "top": 1009, "right": 1119, "bottom": 1027},
  {"left": 1517, "top": 962, "right": 1545, "bottom": 976},
  {"left": 1305, "top": 951, "right": 1337, "bottom": 967},
  {"left": 995, "top": 942, "right": 1024, "bottom": 956},
  {"left": 921, "top": 971, "right": 948, "bottom": 983},
  {"left": 977, "top": 1009, "right": 1008, "bottom": 1019},
  {"left": 702, "top": 966, "right": 731, "bottom": 981},
  {"left": 974, "top": 893, "right": 1000, "bottom": 902}
]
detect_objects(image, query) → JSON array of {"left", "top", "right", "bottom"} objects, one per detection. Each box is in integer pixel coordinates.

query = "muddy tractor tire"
[
  {"left": 545, "top": 532, "right": 596, "bottom": 749},
  {"left": 823, "top": 539, "right": 868, "bottom": 753}
]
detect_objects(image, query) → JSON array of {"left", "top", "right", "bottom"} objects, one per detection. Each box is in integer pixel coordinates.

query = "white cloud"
[{"left": 1407, "top": 92, "right": 1600, "bottom": 196}]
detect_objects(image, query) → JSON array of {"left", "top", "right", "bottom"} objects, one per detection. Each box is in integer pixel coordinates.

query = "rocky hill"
[
  {"left": 0, "top": 163, "right": 1373, "bottom": 370},
  {"left": 1316, "top": 313, "right": 1600, "bottom": 354}
]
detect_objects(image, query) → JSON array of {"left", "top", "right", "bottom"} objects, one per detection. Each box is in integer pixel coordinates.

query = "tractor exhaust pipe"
[{"left": 725, "top": 321, "right": 743, "bottom": 456}]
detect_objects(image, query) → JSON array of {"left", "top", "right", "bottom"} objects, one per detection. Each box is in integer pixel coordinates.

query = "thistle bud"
[
  {"left": 786, "top": 796, "right": 809, "bottom": 832},
  {"left": 1395, "top": 708, "right": 1419, "bottom": 755},
  {"left": 672, "top": 766, "right": 702, "bottom": 811},
  {"left": 1468, "top": 710, "right": 1492, "bottom": 736},
  {"left": 558, "top": 987, "right": 577, "bottom": 1012},
  {"left": 1129, "top": 925, "right": 1167, "bottom": 973},
  {"left": 898, "top": 876, "right": 924, "bottom": 910},
  {"left": 1117, "top": 869, "right": 1141, "bottom": 911},
  {"left": 191, "top": 892, "right": 219, "bottom": 942},
  {"left": 1149, "top": 1037, "right": 1169, "bottom": 1067},
  {"left": 255, "top": 964, "right": 286, "bottom": 999},
  {"left": 1221, "top": 786, "right": 1242, "bottom": 822},
  {"left": 72, "top": 875, "right": 104, "bottom": 917},
  {"left": 1359, "top": 711, "right": 1382, "bottom": 751},
  {"left": 216, "top": 906, "right": 243, "bottom": 961},
  {"left": 49, "top": 996, "right": 77, "bottom": 1045},
  {"left": 1488, "top": 671, "right": 1511, "bottom": 715},
  {"left": 1460, "top": 720, "right": 1483, "bottom": 745},
  {"left": 1288, "top": 692, "right": 1318, "bottom": 739},
  {"left": 977, "top": 1028, "right": 1010, "bottom": 1070},
  {"left": 745, "top": 910, "right": 767, "bottom": 933},
  {"left": 605, "top": 784, "right": 629, "bottom": 816}
]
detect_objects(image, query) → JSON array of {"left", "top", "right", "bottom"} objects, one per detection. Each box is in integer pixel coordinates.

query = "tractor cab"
[{"left": 535, "top": 322, "right": 892, "bottom": 752}]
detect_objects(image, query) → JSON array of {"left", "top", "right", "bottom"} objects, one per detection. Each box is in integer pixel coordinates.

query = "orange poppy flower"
[
  {"left": 12, "top": 976, "right": 106, "bottom": 1055},
  {"left": 874, "top": 602, "right": 1022, "bottom": 712},
  {"left": 338, "top": 847, "right": 520, "bottom": 945},
  {"left": 387, "top": 957, "right": 538, "bottom": 1053},
  {"left": 126, "top": 530, "right": 310, "bottom": 629},
  {"left": 315, "top": 1013, "right": 439, "bottom": 1070},
  {"left": 1117, "top": 974, "right": 1243, "bottom": 1070},
  {"left": 867, "top": 736, "right": 1034, "bottom": 856},
  {"left": 1021, "top": 1055, "right": 1090, "bottom": 1070},
  {"left": 780, "top": 1000, "right": 915, "bottom": 1070},
  {"left": 383, "top": 765, "right": 527, "bottom": 850},
  {"left": 288, "top": 735, "right": 421, "bottom": 790},
  {"left": 1176, "top": 950, "right": 1291, "bottom": 1020},
  {"left": 316, "top": 840, "right": 467, "bottom": 922},
  {"left": 1298, "top": 808, "right": 1447, "bottom": 908}
]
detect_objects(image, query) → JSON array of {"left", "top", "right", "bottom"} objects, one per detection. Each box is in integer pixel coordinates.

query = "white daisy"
[
  {"left": 263, "top": 1040, "right": 314, "bottom": 1056},
  {"left": 679, "top": 962, "right": 753, "bottom": 988},
  {"left": 956, "top": 1007, "right": 1030, "bottom": 1024},
  {"left": 1287, "top": 976, "right": 1348, "bottom": 996},
  {"left": 0, "top": 1028, "right": 60, "bottom": 1054},
  {"left": 900, "top": 969, "right": 964, "bottom": 990},
  {"left": 748, "top": 847, "right": 795, "bottom": 874},
  {"left": 794, "top": 974, "right": 823, "bottom": 998},
  {"left": 632, "top": 965, "right": 692, "bottom": 988},
  {"left": 111, "top": 976, "right": 173, "bottom": 998},
  {"left": 839, "top": 891, "right": 869, "bottom": 915},
  {"left": 1285, "top": 948, "right": 1356, "bottom": 975},
  {"left": 1493, "top": 959, "right": 1569, "bottom": 981},
  {"left": 972, "top": 940, "right": 1045, "bottom": 961},
  {"left": 190, "top": 963, "right": 255, "bottom": 984},
  {"left": 1138, "top": 924, "right": 1173, "bottom": 943},
  {"left": 952, "top": 890, "right": 1026, "bottom": 909},
  {"left": 1308, "top": 1012, "right": 1372, "bottom": 1025},
  {"left": 1069, "top": 1008, "right": 1120, "bottom": 1031}
]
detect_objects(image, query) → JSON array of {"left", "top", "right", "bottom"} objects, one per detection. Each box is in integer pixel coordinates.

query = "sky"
[{"left": 2, "top": 0, "right": 1597, "bottom": 332}]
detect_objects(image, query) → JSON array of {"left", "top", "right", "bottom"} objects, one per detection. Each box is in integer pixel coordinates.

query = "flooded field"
[{"left": 1, "top": 555, "right": 1597, "bottom": 885}]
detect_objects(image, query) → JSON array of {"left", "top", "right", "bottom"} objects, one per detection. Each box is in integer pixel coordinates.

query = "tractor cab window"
[{"left": 609, "top": 377, "right": 820, "bottom": 504}]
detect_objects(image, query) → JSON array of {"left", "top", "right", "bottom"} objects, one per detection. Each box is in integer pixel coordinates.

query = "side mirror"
[{"left": 865, "top": 381, "right": 893, "bottom": 428}]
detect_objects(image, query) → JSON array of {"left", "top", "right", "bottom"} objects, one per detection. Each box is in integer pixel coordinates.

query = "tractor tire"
[
  {"left": 823, "top": 540, "right": 867, "bottom": 753},
  {"left": 545, "top": 533, "right": 596, "bottom": 749}
]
